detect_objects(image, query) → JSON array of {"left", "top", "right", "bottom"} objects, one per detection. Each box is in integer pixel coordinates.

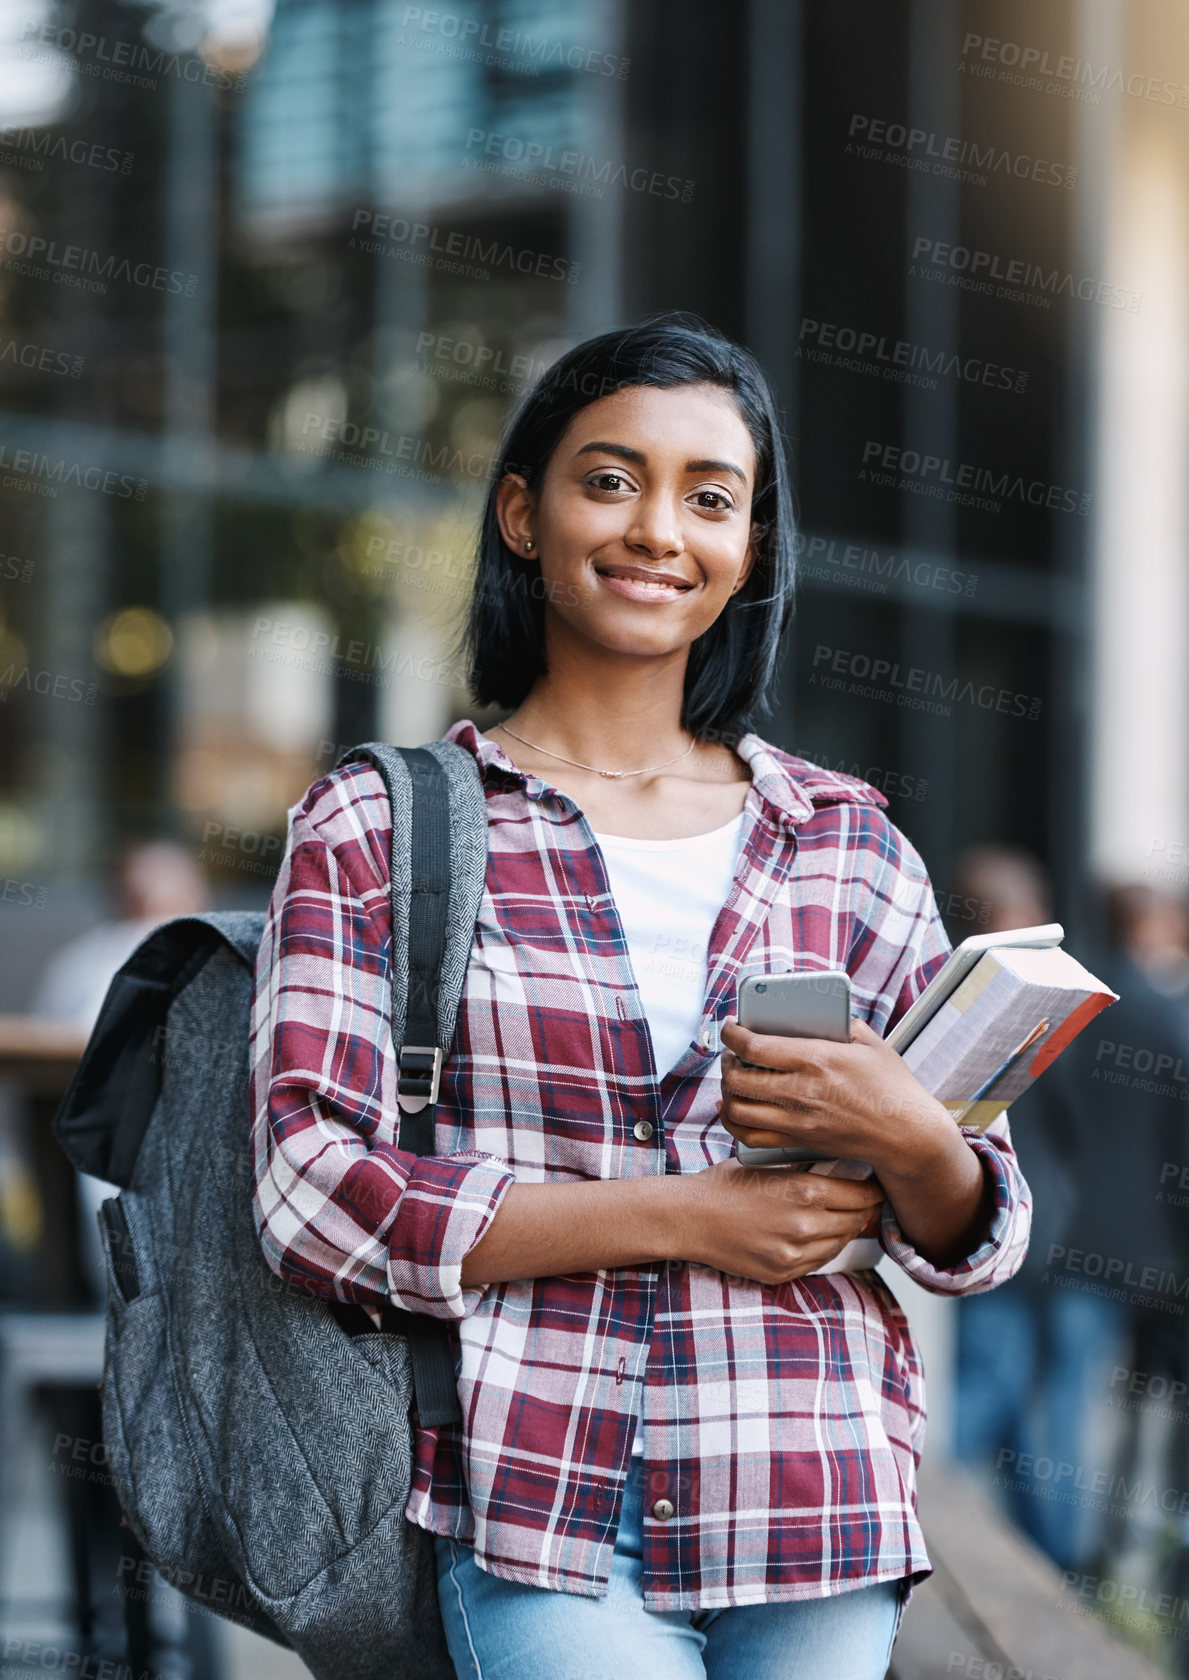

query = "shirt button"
[
  {"left": 652, "top": 1498, "right": 675, "bottom": 1521},
  {"left": 699, "top": 1027, "right": 713, "bottom": 1049},
  {"left": 633, "top": 1120, "right": 654, "bottom": 1142}
]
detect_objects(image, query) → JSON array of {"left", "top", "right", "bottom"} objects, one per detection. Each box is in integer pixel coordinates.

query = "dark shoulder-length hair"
[{"left": 464, "top": 311, "right": 796, "bottom": 741}]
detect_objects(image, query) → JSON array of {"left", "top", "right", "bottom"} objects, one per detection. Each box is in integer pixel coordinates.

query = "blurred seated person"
[
  {"left": 32, "top": 839, "right": 210, "bottom": 1298},
  {"left": 33, "top": 840, "right": 210, "bottom": 1032}
]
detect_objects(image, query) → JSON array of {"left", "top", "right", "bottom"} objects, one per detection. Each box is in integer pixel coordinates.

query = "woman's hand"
[
  {"left": 717, "top": 1016, "right": 951, "bottom": 1180},
  {"left": 716, "top": 1016, "right": 996, "bottom": 1269},
  {"left": 673, "top": 1158, "right": 886, "bottom": 1286}
]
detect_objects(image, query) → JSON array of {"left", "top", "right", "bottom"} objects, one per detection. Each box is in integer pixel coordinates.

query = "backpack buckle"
[{"left": 397, "top": 1045, "right": 442, "bottom": 1113}]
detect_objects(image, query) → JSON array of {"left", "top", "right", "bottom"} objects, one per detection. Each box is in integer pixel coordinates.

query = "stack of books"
[
  {"left": 809, "top": 924, "right": 1117, "bottom": 1274},
  {"left": 887, "top": 924, "right": 1118, "bottom": 1129}
]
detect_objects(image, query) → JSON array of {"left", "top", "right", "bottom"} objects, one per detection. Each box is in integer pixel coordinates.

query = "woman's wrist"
[
  {"left": 876, "top": 1119, "right": 992, "bottom": 1267},
  {"left": 867, "top": 1091, "right": 960, "bottom": 1187},
  {"left": 648, "top": 1172, "right": 702, "bottom": 1264}
]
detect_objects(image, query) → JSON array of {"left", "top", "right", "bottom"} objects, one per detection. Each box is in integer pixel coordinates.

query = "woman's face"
[{"left": 497, "top": 382, "right": 759, "bottom": 662}]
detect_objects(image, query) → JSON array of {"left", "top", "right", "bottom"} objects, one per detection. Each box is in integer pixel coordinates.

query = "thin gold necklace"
[{"left": 497, "top": 723, "right": 698, "bottom": 780}]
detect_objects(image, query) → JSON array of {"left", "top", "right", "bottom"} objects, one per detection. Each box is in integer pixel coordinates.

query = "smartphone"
[{"left": 732, "top": 970, "right": 852, "bottom": 1166}]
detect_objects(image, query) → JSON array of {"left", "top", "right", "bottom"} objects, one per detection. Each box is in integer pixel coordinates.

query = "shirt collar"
[
  {"left": 732, "top": 733, "right": 889, "bottom": 830},
  {"left": 441, "top": 719, "right": 888, "bottom": 830}
]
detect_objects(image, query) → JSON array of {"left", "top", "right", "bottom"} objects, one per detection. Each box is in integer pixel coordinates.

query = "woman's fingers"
[
  {"left": 720, "top": 1020, "right": 832, "bottom": 1073},
  {"left": 720, "top": 1096, "right": 840, "bottom": 1152},
  {"left": 739, "top": 1165, "right": 884, "bottom": 1212}
]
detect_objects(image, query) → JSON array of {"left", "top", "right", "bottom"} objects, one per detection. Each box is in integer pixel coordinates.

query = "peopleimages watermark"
[
  {"left": 1, "top": 876, "right": 48, "bottom": 908},
  {"left": 995, "top": 1446, "right": 1189, "bottom": 1517},
  {"left": 249, "top": 616, "right": 467, "bottom": 692},
  {"left": 797, "top": 316, "right": 1028, "bottom": 394},
  {"left": 360, "top": 536, "right": 466, "bottom": 597},
  {"left": 297, "top": 412, "right": 499, "bottom": 485},
  {"left": 1091, "top": 1036, "right": 1189, "bottom": 1105},
  {"left": 859, "top": 440, "right": 1091, "bottom": 518},
  {"left": 847, "top": 114, "right": 1077, "bottom": 191},
  {"left": 1043, "top": 1242, "right": 1188, "bottom": 1314},
  {"left": 946, "top": 1660, "right": 1062, "bottom": 1680},
  {"left": 349, "top": 210, "right": 580, "bottom": 285},
  {"left": 1, "top": 551, "right": 35, "bottom": 582},
  {"left": 794, "top": 531, "right": 977, "bottom": 600},
  {"left": 116, "top": 1553, "right": 262, "bottom": 1627},
  {"left": 397, "top": 7, "right": 630, "bottom": 79},
  {"left": 0, "top": 664, "right": 98, "bottom": 706},
  {"left": 792, "top": 744, "right": 928, "bottom": 803},
  {"left": 357, "top": 529, "right": 578, "bottom": 608},
  {"left": 0, "top": 446, "right": 147, "bottom": 501},
  {"left": 414, "top": 330, "right": 552, "bottom": 392},
  {"left": 198, "top": 821, "right": 282, "bottom": 880},
  {"left": 0, "top": 227, "right": 197, "bottom": 298},
  {"left": 960, "top": 32, "right": 1189, "bottom": 109},
  {"left": 809, "top": 643, "right": 1043, "bottom": 722},
  {"left": 0, "top": 125, "right": 134, "bottom": 176},
  {"left": 1108, "top": 1364, "right": 1189, "bottom": 1427},
  {"left": 910, "top": 235, "right": 1141, "bottom": 314},
  {"left": 1160, "top": 1162, "right": 1189, "bottom": 1210},
  {"left": 1145, "top": 836, "right": 1189, "bottom": 889},
  {"left": 21, "top": 18, "right": 247, "bottom": 92},
  {"left": 1, "top": 1640, "right": 172, "bottom": 1680},
  {"left": 1059, "top": 1570, "right": 1189, "bottom": 1640},
  {"left": 51, "top": 1429, "right": 114, "bottom": 1489},
  {"left": 414, "top": 331, "right": 638, "bottom": 400},
  {"left": 463, "top": 128, "right": 695, "bottom": 202},
  {"left": 0, "top": 332, "right": 83, "bottom": 379}
]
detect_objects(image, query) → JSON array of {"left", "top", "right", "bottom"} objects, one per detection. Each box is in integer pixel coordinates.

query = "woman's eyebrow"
[
  {"left": 575, "top": 441, "right": 748, "bottom": 482},
  {"left": 575, "top": 441, "right": 646, "bottom": 465},
  {"left": 686, "top": 456, "right": 748, "bottom": 483}
]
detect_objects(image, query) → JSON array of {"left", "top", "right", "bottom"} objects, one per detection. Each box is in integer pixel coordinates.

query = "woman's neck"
[{"left": 505, "top": 650, "right": 692, "bottom": 772}]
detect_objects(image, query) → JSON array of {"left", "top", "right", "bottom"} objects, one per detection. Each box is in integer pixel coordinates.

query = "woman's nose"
[{"left": 624, "top": 495, "right": 683, "bottom": 558}]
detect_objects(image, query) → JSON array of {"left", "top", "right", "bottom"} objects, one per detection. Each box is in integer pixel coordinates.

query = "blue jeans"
[{"left": 433, "top": 1455, "right": 904, "bottom": 1679}]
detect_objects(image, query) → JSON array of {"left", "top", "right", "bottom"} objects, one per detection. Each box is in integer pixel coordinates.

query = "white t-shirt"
[{"left": 592, "top": 811, "right": 749, "bottom": 1454}]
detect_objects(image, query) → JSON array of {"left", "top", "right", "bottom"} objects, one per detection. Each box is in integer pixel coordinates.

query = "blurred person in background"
[
  {"left": 952, "top": 845, "right": 1094, "bottom": 1568},
  {"left": 32, "top": 839, "right": 211, "bottom": 1296},
  {"left": 1082, "top": 887, "right": 1189, "bottom": 1602},
  {"left": 33, "top": 840, "right": 211, "bottom": 1035},
  {"left": 956, "top": 862, "right": 1189, "bottom": 1580}
]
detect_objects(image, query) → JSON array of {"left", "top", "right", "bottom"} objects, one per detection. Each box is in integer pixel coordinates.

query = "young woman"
[{"left": 251, "top": 316, "right": 1031, "bottom": 1680}]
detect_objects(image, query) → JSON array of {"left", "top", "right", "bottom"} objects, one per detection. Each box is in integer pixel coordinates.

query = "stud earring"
[{"left": 524, "top": 539, "right": 534, "bottom": 552}]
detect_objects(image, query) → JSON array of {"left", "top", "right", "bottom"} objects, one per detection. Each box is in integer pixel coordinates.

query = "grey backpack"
[{"left": 52, "top": 741, "right": 488, "bottom": 1680}]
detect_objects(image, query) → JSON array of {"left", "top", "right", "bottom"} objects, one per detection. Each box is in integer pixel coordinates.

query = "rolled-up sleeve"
[
  {"left": 248, "top": 767, "right": 514, "bottom": 1321},
  {"left": 880, "top": 1111, "right": 1033, "bottom": 1294}
]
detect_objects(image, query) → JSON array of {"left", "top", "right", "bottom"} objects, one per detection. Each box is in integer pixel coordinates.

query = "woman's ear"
[
  {"left": 496, "top": 473, "right": 537, "bottom": 557},
  {"left": 731, "top": 525, "right": 762, "bottom": 594}
]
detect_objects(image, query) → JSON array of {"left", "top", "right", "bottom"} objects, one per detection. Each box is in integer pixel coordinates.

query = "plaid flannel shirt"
[{"left": 249, "top": 718, "right": 1031, "bottom": 1611}]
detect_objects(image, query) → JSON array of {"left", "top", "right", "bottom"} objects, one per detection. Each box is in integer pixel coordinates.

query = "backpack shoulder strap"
[{"left": 334, "top": 739, "right": 488, "bottom": 1427}]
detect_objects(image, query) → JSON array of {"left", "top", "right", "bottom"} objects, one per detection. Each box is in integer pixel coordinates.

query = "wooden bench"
[{"left": 891, "top": 1457, "right": 1167, "bottom": 1680}]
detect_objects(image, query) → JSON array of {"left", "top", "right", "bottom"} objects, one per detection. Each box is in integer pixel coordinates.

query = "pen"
[{"left": 954, "top": 1017, "right": 1050, "bottom": 1122}]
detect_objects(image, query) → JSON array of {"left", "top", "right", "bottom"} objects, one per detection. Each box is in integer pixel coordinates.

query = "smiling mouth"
[{"left": 594, "top": 563, "right": 695, "bottom": 600}]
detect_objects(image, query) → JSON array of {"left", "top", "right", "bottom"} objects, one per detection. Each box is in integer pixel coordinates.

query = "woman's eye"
[
  {"left": 693, "top": 488, "right": 733, "bottom": 512},
  {"left": 586, "top": 470, "right": 633, "bottom": 494}
]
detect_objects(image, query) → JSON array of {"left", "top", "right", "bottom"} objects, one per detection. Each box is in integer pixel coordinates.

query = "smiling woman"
[{"left": 251, "top": 313, "right": 1032, "bottom": 1680}]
